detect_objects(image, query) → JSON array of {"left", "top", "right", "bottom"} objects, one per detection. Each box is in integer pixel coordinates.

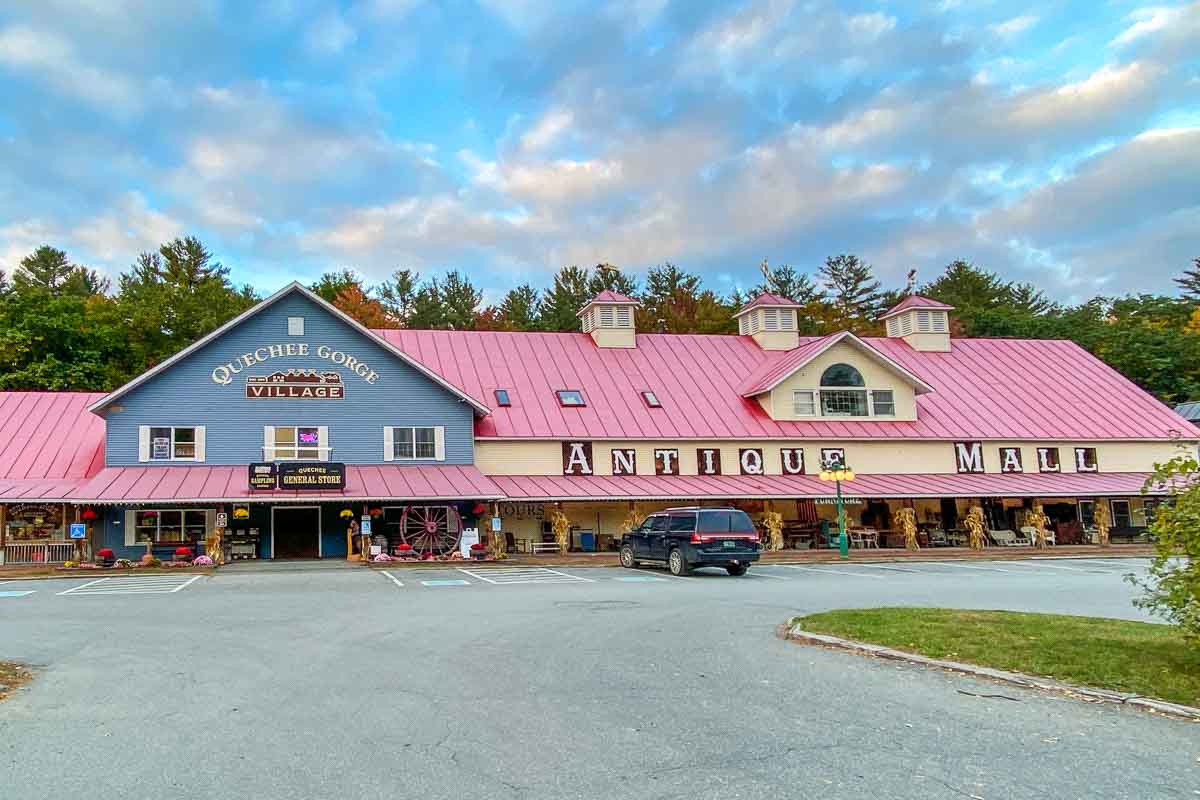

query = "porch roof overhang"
[
  {"left": 72, "top": 465, "right": 505, "bottom": 505},
  {"left": 0, "top": 479, "right": 84, "bottom": 502},
  {"left": 490, "top": 471, "right": 1160, "bottom": 502}
]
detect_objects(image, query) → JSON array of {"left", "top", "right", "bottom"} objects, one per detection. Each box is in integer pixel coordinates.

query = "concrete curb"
[{"left": 786, "top": 625, "right": 1200, "bottom": 722}]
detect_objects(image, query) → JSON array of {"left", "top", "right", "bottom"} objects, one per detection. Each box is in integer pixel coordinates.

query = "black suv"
[{"left": 620, "top": 507, "right": 761, "bottom": 576}]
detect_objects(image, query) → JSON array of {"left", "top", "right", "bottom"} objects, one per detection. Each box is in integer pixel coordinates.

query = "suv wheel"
[
  {"left": 668, "top": 548, "right": 688, "bottom": 576},
  {"left": 726, "top": 564, "right": 748, "bottom": 576},
  {"left": 619, "top": 543, "right": 637, "bottom": 569}
]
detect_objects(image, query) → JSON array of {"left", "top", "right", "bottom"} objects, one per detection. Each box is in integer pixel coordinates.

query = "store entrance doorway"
[{"left": 272, "top": 506, "right": 321, "bottom": 559}]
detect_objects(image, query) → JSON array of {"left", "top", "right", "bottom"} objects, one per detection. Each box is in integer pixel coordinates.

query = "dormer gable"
[
  {"left": 734, "top": 292, "right": 801, "bottom": 350},
  {"left": 880, "top": 295, "right": 953, "bottom": 352},
  {"left": 579, "top": 290, "right": 638, "bottom": 348},
  {"left": 738, "top": 331, "right": 933, "bottom": 422}
]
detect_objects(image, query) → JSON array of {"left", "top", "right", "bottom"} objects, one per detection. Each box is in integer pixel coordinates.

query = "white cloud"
[
  {"left": 0, "top": 24, "right": 143, "bottom": 113},
  {"left": 990, "top": 15, "right": 1038, "bottom": 38},
  {"left": 305, "top": 10, "right": 357, "bottom": 55},
  {"left": 71, "top": 192, "right": 183, "bottom": 267},
  {"left": 519, "top": 108, "right": 574, "bottom": 152}
]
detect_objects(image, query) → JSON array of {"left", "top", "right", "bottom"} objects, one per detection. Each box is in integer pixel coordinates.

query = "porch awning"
[
  {"left": 73, "top": 464, "right": 505, "bottom": 504},
  {"left": 490, "top": 471, "right": 1158, "bottom": 502},
  {"left": 0, "top": 479, "right": 84, "bottom": 501}
]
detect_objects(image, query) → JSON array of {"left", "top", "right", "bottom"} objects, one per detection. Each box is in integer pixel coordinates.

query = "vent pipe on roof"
[{"left": 578, "top": 291, "right": 638, "bottom": 348}]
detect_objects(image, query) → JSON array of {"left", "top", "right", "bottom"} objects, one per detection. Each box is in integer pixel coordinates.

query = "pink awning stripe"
[{"left": 72, "top": 465, "right": 504, "bottom": 503}]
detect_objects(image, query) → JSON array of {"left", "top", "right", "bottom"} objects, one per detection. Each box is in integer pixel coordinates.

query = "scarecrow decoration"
[
  {"left": 1026, "top": 503, "right": 1051, "bottom": 549},
  {"left": 760, "top": 509, "right": 784, "bottom": 552}
]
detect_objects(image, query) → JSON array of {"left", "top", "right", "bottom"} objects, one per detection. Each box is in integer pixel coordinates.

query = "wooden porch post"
[{"left": 0, "top": 503, "right": 6, "bottom": 564}]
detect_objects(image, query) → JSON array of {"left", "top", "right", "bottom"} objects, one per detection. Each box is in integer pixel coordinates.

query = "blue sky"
[{"left": 0, "top": 0, "right": 1197, "bottom": 304}]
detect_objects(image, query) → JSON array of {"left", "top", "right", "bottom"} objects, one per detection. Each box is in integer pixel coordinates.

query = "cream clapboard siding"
[
  {"left": 766, "top": 340, "right": 919, "bottom": 422},
  {"left": 475, "top": 438, "right": 1189, "bottom": 477}
]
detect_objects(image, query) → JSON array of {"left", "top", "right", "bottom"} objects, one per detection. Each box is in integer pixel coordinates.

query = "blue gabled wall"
[{"left": 102, "top": 290, "right": 476, "bottom": 466}]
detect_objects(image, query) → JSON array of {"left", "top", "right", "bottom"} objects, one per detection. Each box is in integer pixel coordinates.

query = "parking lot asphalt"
[{"left": 2, "top": 557, "right": 1196, "bottom": 800}]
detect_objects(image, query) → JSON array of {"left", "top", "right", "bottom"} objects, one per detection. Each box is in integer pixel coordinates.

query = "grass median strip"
[{"left": 792, "top": 608, "right": 1200, "bottom": 707}]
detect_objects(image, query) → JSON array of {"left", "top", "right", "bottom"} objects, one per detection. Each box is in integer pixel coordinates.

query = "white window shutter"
[
  {"left": 383, "top": 427, "right": 394, "bottom": 462},
  {"left": 124, "top": 509, "right": 137, "bottom": 546},
  {"left": 318, "top": 426, "right": 329, "bottom": 461},
  {"left": 434, "top": 426, "right": 446, "bottom": 461},
  {"left": 138, "top": 426, "right": 150, "bottom": 462},
  {"left": 263, "top": 426, "right": 275, "bottom": 461},
  {"left": 194, "top": 426, "right": 206, "bottom": 462}
]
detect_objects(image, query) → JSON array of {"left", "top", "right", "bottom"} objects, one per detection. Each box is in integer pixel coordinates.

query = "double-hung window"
[
  {"left": 384, "top": 426, "right": 445, "bottom": 461},
  {"left": 793, "top": 390, "right": 816, "bottom": 416},
  {"left": 871, "top": 390, "right": 895, "bottom": 416},
  {"left": 267, "top": 426, "right": 323, "bottom": 460},
  {"left": 140, "top": 425, "right": 204, "bottom": 462}
]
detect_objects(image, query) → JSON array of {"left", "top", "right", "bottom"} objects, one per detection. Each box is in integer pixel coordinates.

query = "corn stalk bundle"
[
  {"left": 551, "top": 510, "right": 571, "bottom": 555},
  {"left": 1027, "top": 503, "right": 1051, "bottom": 549},
  {"left": 896, "top": 507, "right": 919, "bottom": 550},
  {"left": 760, "top": 510, "right": 784, "bottom": 551},
  {"left": 965, "top": 506, "right": 986, "bottom": 550},
  {"left": 620, "top": 504, "right": 642, "bottom": 535},
  {"left": 1093, "top": 499, "right": 1111, "bottom": 548}
]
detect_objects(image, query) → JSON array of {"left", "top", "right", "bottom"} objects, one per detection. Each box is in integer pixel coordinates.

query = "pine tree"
[
  {"left": 752, "top": 260, "right": 821, "bottom": 304},
  {"left": 376, "top": 269, "right": 420, "bottom": 325},
  {"left": 440, "top": 271, "right": 483, "bottom": 330},
  {"left": 540, "top": 265, "right": 591, "bottom": 331},
  {"left": 1176, "top": 258, "right": 1200, "bottom": 302},
  {"left": 310, "top": 269, "right": 363, "bottom": 303},
  {"left": 497, "top": 284, "right": 542, "bottom": 330},
  {"left": 819, "top": 254, "right": 884, "bottom": 327},
  {"left": 639, "top": 262, "right": 702, "bottom": 332},
  {"left": 12, "top": 246, "right": 109, "bottom": 297}
]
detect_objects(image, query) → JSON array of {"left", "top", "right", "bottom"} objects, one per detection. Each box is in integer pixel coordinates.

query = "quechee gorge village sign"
[{"left": 208, "top": 343, "right": 381, "bottom": 399}]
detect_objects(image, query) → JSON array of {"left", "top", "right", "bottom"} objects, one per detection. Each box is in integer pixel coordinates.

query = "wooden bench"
[{"left": 530, "top": 542, "right": 562, "bottom": 554}]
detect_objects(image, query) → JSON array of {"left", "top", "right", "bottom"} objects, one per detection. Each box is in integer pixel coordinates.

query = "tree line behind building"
[{"left": 2, "top": 237, "right": 1199, "bottom": 405}]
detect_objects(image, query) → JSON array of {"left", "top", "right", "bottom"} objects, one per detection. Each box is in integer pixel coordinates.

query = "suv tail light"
[{"left": 691, "top": 532, "right": 759, "bottom": 544}]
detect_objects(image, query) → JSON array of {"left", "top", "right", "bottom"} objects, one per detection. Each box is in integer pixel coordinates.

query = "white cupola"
[
  {"left": 734, "top": 292, "right": 802, "bottom": 350},
  {"left": 579, "top": 290, "right": 638, "bottom": 348},
  {"left": 879, "top": 295, "right": 953, "bottom": 352}
]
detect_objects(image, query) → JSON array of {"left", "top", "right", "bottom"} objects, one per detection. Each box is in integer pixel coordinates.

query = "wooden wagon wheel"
[{"left": 399, "top": 505, "right": 461, "bottom": 555}]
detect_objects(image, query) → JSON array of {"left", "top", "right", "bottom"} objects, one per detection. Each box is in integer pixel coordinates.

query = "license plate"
[{"left": 723, "top": 540, "right": 736, "bottom": 549}]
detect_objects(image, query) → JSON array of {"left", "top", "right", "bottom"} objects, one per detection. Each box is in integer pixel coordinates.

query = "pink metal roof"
[
  {"left": 492, "top": 471, "right": 1159, "bottom": 500},
  {"left": 735, "top": 292, "right": 802, "bottom": 315},
  {"left": 374, "top": 329, "right": 1200, "bottom": 441},
  {"left": 75, "top": 464, "right": 504, "bottom": 503},
  {"left": 0, "top": 479, "right": 85, "bottom": 501},
  {"left": 0, "top": 392, "right": 106, "bottom": 482},
  {"left": 879, "top": 294, "right": 954, "bottom": 319},
  {"left": 586, "top": 290, "right": 637, "bottom": 304}
]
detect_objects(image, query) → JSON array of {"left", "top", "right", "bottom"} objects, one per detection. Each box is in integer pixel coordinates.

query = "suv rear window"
[
  {"left": 697, "top": 510, "right": 756, "bottom": 533},
  {"left": 668, "top": 514, "right": 697, "bottom": 533}
]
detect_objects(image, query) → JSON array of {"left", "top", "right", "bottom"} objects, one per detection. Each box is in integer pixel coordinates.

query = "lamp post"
[{"left": 818, "top": 459, "right": 856, "bottom": 559}]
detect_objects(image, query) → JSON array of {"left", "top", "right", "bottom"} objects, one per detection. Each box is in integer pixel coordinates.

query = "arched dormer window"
[
  {"left": 819, "top": 363, "right": 869, "bottom": 416},
  {"left": 820, "top": 363, "right": 865, "bottom": 387}
]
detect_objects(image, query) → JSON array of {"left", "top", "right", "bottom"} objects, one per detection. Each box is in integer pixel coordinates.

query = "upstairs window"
[
  {"left": 270, "top": 426, "right": 323, "bottom": 460},
  {"left": 393, "top": 427, "right": 437, "bottom": 460},
  {"left": 871, "top": 390, "right": 895, "bottom": 416},
  {"left": 287, "top": 316, "right": 305, "bottom": 336},
  {"left": 641, "top": 391, "right": 662, "bottom": 408},
  {"left": 820, "top": 363, "right": 868, "bottom": 417},
  {"left": 557, "top": 390, "right": 586, "bottom": 407},
  {"left": 793, "top": 390, "right": 816, "bottom": 416},
  {"left": 494, "top": 389, "right": 512, "bottom": 407},
  {"left": 143, "top": 425, "right": 202, "bottom": 462}
]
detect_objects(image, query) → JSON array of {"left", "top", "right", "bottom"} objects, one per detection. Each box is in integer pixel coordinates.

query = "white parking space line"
[
  {"left": 0, "top": 590, "right": 35, "bottom": 598},
  {"left": 854, "top": 563, "right": 928, "bottom": 574},
  {"left": 458, "top": 567, "right": 592, "bottom": 585},
  {"left": 57, "top": 574, "right": 203, "bottom": 596},
  {"left": 57, "top": 578, "right": 110, "bottom": 595},
  {"left": 380, "top": 570, "right": 404, "bottom": 588},
  {"left": 780, "top": 565, "right": 885, "bottom": 579},
  {"left": 936, "top": 563, "right": 1019, "bottom": 574}
]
